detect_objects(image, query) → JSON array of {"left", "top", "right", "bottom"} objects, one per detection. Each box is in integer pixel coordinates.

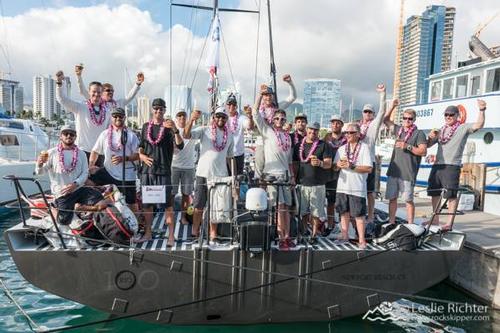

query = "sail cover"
[{"left": 205, "top": 13, "right": 221, "bottom": 93}]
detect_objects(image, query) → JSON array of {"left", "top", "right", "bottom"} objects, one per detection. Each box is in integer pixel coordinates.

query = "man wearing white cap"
[
  {"left": 172, "top": 108, "right": 198, "bottom": 225},
  {"left": 184, "top": 107, "right": 235, "bottom": 243},
  {"left": 359, "top": 84, "right": 386, "bottom": 225},
  {"left": 35, "top": 124, "right": 103, "bottom": 225}
]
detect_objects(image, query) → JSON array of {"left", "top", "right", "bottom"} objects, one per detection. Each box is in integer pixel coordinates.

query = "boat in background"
[
  {"left": 379, "top": 37, "right": 500, "bottom": 216},
  {"left": 0, "top": 118, "right": 54, "bottom": 205}
]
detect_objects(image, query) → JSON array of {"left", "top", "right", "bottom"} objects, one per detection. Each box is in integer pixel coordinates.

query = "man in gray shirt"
[
  {"left": 426, "top": 100, "right": 486, "bottom": 230},
  {"left": 384, "top": 101, "right": 427, "bottom": 224}
]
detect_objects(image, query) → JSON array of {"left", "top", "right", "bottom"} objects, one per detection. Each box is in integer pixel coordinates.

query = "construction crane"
[
  {"left": 469, "top": 11, "right": 499, "bottom": 61},
  {"left": 391, "top": 0, "right": 404, "bottom": 121}
]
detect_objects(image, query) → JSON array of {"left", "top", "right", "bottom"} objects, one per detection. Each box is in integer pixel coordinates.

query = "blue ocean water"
[{"left": 0, "top": 209, "right": 498, "bottom": 333}]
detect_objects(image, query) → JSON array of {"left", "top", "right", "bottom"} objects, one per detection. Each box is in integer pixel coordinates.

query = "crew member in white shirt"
[
  {"left": 88, "top": 107, "right": 139, "bottom": 210},
  {"left": 35, "top": 124, "right": 103, "bottom": 225},
  {"left": 172, "top": 108, "right": 198, "bottom": 225},
  {"left": 226, "top": 93, "right": 253, "bottom": 177}
]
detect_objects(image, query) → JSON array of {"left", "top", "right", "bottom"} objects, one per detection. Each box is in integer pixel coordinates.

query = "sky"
[{"left": 0, "top": 0, "right": 499, "bottom": 110}]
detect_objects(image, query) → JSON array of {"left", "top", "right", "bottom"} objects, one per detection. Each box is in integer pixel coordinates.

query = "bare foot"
[
  {"left": 181, "top": 216, "right": 190, "bottom": 225},
  {"left": 167, "top": 236, "right": 175, "bottom": 248}
]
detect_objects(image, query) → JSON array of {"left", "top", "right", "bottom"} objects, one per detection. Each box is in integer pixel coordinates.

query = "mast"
[
  {"left": 266, "top": 0, "right": 278, "bottom": 106},
  {"left": 392, "top": 0, "right": 404, "bottom": 101}
]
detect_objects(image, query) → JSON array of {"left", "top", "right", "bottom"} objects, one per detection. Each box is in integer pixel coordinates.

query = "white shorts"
[{"left": 299, "top": 185, "right": 327, "bottom": 221}]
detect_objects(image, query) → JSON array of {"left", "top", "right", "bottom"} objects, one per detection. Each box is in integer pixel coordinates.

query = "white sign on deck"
[{"left": 141, "top": 185, "right": 166, "bottom": 204}]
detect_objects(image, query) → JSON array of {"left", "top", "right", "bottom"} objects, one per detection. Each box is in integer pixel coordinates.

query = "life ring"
[{"left": 457, "top": 104, "right": 467, "bottom": 124}]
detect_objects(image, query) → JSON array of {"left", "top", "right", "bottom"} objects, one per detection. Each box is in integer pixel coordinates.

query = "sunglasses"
[
  {"left": 215, "top": 114, "right": 227, "bottom": 119},
  {"left": 363, "top": 110, "right": 373, "bottom": 114},
  {"left": 274, "top": 117, "right": 286, "bottom": 122},
  {"left": 153, "top": 107, "right": 165, "bottom": 111},
  {"left": 104, "top": 89, "right": 114, "bottom": 93},
  {"left": 62, "top": 132, "right": 76, "bottom": 137},
  {"left": 444, "top": 113, "right": 456, "bottom": 117},
  {"left": 345, "top": 131, "right": 358, "bottom": 135},
  {"left": 402, "top": 117, "right": 414, "bottom": 121},
  {"left": 112, "top": 115, "right": 124, "bottom": 119}
]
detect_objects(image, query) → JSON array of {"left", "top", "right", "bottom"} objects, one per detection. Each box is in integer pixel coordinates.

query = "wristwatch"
[
  {"left": 174, "top": 130, "right": 180, "bottom": 134},
  {"left": 349, "top": 164, "right": 356, "bottom": 170},
  {"left": 406, "top": 145, "right": 412, "bottom": 152}
]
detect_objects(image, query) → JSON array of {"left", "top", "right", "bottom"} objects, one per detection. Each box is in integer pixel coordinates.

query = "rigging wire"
[
  {"left": 0, "top": 0, "right": 12, "bottom": 76},
  {"left": 253, "top": 0, "right": 261, "bottom": 102},
  {"left": 0, "top": 278, "right": 42, "bottom": 332},
  {"left": 178, "top": 0, "right": 199, "bottom": 88}
]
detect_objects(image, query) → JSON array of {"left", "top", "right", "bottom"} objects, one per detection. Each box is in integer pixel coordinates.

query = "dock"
[{"left": 382, "top": 195, "right": 500, "bottom": 309}]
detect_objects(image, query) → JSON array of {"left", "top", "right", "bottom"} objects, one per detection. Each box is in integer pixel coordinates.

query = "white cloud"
[{"left": 1, "top": 0, "right": 499, "bottom": 111}]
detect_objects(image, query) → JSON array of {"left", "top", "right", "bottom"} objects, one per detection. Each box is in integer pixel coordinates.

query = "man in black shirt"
[
  {"left": 293, "top": 122, "right": 333, "bottom": 244},
  {"left": 290, "top": 113, "right": 307, "bottom": 147},
  {"left": 137, "top": 98, "right": 184, "bottom": 245}
]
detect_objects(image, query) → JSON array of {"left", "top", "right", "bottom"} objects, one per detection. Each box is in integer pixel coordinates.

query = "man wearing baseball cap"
[
  {"left": 35, "top": 124, "right": 103, "bottom": 225},
  {"left": 324, "top": 115, "right": 346, "bottom": 236},
  {"left": 292, "top": 122, "right": 333, "bottom": 244},
  {"left": 426, "top": 100, "right": 486, "bottom": 231},
  {"left": 88, "top": 107, "right": 140, "bottom": 211},
  {"left": 226, "top": 93, "right": 253, "bottom": 177},
  {"left": 137, "top": 99, "right": 184, "bottom": 244},
  {"left": 184, "top": 106, "right": 235, "bottom": 244},
  {"left": 172, "top": 107, "right": 198, "bottom": 225},
  {"left": 359, "top": 84, "right": 387, "bottom": 225},
  {"left": 291, "top": 113, "right": 307, "bottom": 148}
]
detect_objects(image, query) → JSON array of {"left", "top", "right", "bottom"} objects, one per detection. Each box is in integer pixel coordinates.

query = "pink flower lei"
[
  {"left": 107, "top": 125, "right": 123, "bottom": 152},
  {"left": 299, "top": 137, "right": 319, "bottom": 162},
  {"left": 228, "top": 114, "right": 239, "bottom": 134},
  {"left": 293, "top": 131, "right": 304, "bottom": 145},
  {"left": 147, "top": 120, "right": 166, "bottom": 145},
  {"left": 273, "top": 127, "right": 291, "bottom": 152},
  {"left": 259, "top": 105, "right": 276, "bottom": 124},
  {"left": 210, "top": 121, "right": 228, "bottom": 152},
  {"left": 359, "top": 119, "right": 372, "bottom": 140},
  {"left": 397, "top": 124, "right": 417, "bottom": 143},
  {"left": 57, "top": 143, "right": 79, "bottom": 173},
  {"left": 85, "top": 99, "right": 107, "bottom": 126},
  {"left": 329, "top": 134, "right": 347, "bottom": 149},
  {"left": 439, "top": 121, "right": 460, "bottom": 144},
  {"left": 346, "top": 142, "right": 361, "bottom": 166}
]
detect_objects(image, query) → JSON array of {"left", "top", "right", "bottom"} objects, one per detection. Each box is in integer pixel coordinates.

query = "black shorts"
[
  {"left": 193, "top": 176, "right": 208, "bottom": 209},
  {"left": 228, "top": 154, "right": 245, "bottom": 176},
  {"left": 335, "top": 193, "right": 367, "bottom": 218},
  {"left": 366, "top": 162, "right": 376, "bottom": 193},
  {"left": 139, "top": 173, "right": 173, "bottom": 209},
  {"left": 84, "top": 151, "right": 104, "bottom": 167},
  {"left": 89, "top": 167, "right": 136, "bottom": 204},
  {"left": 55, "top": 187, "right": 103, "bottom": 225},
  {"left": 427, "top": 164, "right": 461, "bottom": 199},
  {"left": 325, "top": 179, "right": 338, "bottom": 205}
]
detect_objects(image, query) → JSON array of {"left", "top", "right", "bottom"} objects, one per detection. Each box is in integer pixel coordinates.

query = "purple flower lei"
[
  {"left": 57, "top": 143, "right": 78, "bottom": 173},
  {"left": 299, "top": 137, "right": 319, "bottom": 162},
  {"left": 210, "top": 121, "right": 228, "bottom": 152}
]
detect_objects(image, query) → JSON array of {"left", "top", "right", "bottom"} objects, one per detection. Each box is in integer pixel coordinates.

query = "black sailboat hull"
[{"left": 5, "top": 224, "right": 464, "bottom": 325}]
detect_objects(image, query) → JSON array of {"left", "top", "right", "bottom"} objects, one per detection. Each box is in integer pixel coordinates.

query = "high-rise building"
[
  {"left": 398, "top": 6, "right": 456, "bottom": 108},
  {"left": 137, "top": 96, "right": 150, "bottom": 126},
  {"left": 303, "top": 79, "right": 341, "bottom": 128},
  {"left": 0, "top": 79, "right": 24, "bottom": 115},
  {"left": 164, "top": 85, "right": 192, "bottom": 118},
  {"left": 33, "top": 75, "right": 70, "bottom": 120}
]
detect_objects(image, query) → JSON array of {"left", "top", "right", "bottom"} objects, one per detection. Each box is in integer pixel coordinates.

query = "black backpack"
[
  {"left": 373, "top": 224, "right": 425, "bottom": 251},
  {"left": 94, "top": 206, "right": 133, "bottom": 245}
]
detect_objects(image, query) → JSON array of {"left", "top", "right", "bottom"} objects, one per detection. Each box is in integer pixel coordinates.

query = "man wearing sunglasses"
[
  {"left": 292, "top": 122, "right": 333, "bottom": 244},
  {"left": 253, "top": 87, "right": 295, "bottom": 250},
  {"left": 383, "top": 100, "right": 427, "bottom": 225},
  {"left": 88, "top": 108, "right": 140, "bottom": 212},
  {"left": 184, "top": 107, "right": 235, "bottom": 244},
  {"left": 35, "top": 125, "right": 103, "bottom": 226},
  {"left": 251, "top": 75, "right": 297, "bottom": 180},
  {"left": 359, "top": 84, "right": 387, "bottom": 227},
  {"left": 426, "top": 100, "right": 486, "bottom": 231},
  {"left": 172, "top": 108, "right": 198, "bottom": 225},
  {"left": 333, "top": 123, "right": 373, "bottom": 249},
  {"left": 75, "top": 64, "right": 144, "bottom": 108},
  {"left": 137, "top": 99, "right": 184, "bottom": 244}
]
